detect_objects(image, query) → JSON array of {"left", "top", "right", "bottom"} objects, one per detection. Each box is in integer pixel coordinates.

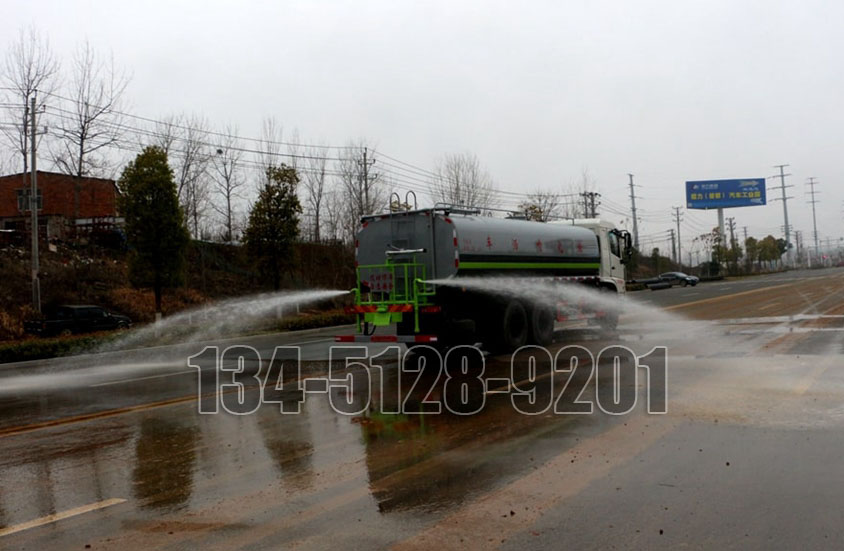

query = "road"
[{"left": 1, "top": 267, "right": 844, "bottom": 549}]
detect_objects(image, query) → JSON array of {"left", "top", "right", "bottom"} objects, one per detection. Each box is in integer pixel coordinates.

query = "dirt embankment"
[{"left": 0, "top": 240, "right": 354, "bottom": 342}]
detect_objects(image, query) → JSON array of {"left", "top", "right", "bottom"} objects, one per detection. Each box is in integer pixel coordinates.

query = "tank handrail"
[{"left": 432, "top": 202, "right": 482, "bottom": 215}]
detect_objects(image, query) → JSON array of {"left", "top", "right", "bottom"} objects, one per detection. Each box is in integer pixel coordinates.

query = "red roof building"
[{"left": 0, "top": 171, "right": 120, "bottom": 241}]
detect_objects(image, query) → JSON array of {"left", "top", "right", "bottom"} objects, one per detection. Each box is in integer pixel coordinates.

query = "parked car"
[
  {"left": 24, "top": 305, "right": 132, "bottom": 337},
  {"left": 657, "top": 272, "right": 700, "bottom": 287}
]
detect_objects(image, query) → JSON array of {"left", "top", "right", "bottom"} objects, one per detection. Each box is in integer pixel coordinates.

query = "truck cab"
[{"left": 549, "top": 218, "right": 632, "bottom": 293}]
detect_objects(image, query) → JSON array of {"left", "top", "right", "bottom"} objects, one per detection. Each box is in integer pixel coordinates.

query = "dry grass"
[{"left": 107, "top": 287, "right": 206, "bottom": 323}]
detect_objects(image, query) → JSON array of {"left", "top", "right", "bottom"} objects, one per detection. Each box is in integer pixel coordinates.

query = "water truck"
[{"left": 336, "top": 205, "right": 633, "bottom": 352}]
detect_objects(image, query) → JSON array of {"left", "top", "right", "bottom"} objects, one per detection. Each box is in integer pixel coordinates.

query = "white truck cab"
[{"left": 549, "top": 218, "right": 631, "bottom": 293}]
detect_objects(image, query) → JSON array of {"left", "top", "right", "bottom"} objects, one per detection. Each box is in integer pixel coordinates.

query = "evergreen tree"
[
  {"left": 244, "top": 165, "right": 302, "bottom": 290},
  {"left": 117, "top": 146, "right": 189, "bottom": 315}
]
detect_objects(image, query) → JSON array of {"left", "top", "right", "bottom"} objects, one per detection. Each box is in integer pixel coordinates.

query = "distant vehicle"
[
  {"left": 657, "top": 272, "right": 700, "bottom": 287},
  {"left": 24, "top": 305, "right": 132, "bottom": 337}
]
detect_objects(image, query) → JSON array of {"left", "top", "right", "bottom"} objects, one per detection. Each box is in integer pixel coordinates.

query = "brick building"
[{"left": 0, "top": 171, "right": 121, "bottom": 242}]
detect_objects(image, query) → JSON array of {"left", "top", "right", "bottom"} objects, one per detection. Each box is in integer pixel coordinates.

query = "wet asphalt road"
[{"left": 1, "top": 267, "right": 844, "bottom": 550}]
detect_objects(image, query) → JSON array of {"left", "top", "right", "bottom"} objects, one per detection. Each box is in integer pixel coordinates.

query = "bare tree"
[
  {"left": 0, "top": 149, "right": 11, "bottom": 175},
  {"left": 52, "top": 40, "right": 129, "bottom": 178},
  {"left": 1, "top": 26, "right": 59, "bottom": 174},
  {"left": 286, "top": 127, "right": 301, "bottom": 172},
  {"left": 430, "top": 152, "right": 497, "bottom": 210},
  {"left": 173, "top": 114, "right": 212, "bottom": 238},
  {"left": 210, "top": 124, "right": 244, "bottom": 242},
  {"left": 323, "top": 188, "right": 344, "bottom": 243},
  {"left": 518, "top": 189, "right": 563, "bottom": 221},
  {"left": 303, "top": 145, "right": 328, "bottom": 242},
  {"left": 151, "top": 113, "right": 182, "bottom": 156},
  {"left": 256, "top": 116, "right": 282, "bottom": 189}
]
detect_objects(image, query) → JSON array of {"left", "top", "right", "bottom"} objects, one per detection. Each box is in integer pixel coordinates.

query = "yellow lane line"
[
  {"left": 0, "top": 498, "right": 126, "bottom": 537},
  {"left": 0, "top": 393, "right": 204, "bottom": 438}
]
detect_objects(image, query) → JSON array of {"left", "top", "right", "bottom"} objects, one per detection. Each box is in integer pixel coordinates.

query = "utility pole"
[
  {"left": 669, "top": 228, "right": 676, "bottom": 264},
  {"left": 30, "top": 94, "right": 40, "bottom": 313},
  {"left": 743, "top": 226, "right": 749, "bottom": 271},
  {"left": 672, "top": 206, "right": 683, "bottom": 269},
  {"left": 362, "top": 147, "right": 369, "bottom": 212},
  {"left": 806, "top": 177, "right": 820, "bottom": 262},
  {"left": 794, "top": 230, "right": 803, "bottom": 266},
  {"left": 727, "top": 216, "right": 737, "bottom": 273},
  {"left": 771, "top": 164, "right": 793, "bottom": 267},
  {"left": 358, "top": 147, "right": 376, "bottom": 214},
  {"left": 628, "top": 174, "right": 639, "bottom": 250},
  {"left": 580, "top": 191, "right": 600, "bottom": 217}
]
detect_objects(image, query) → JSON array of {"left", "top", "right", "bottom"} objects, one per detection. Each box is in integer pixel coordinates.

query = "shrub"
[
  {"left": 106, "top": 287, "right": 206, "bottom": 322},
  {"left": 0, "top": 333, "right": 116, "bottom": 364}
]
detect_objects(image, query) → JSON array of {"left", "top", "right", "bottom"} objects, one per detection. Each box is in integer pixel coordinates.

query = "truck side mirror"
[{"left": 621, "top": 231, "right": 633, "bottom": 263}]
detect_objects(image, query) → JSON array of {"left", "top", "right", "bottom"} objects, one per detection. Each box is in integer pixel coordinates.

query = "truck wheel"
[
  {"left": 597, "top": 286, "right": 619, "bottom": 335},
  {"left": 599, "top": 312, "right": 619, "bottom": 333},
  {"left": 484, "top": 300, "right": 528, "bottom": 353},
  {"left": 528, "top": 304, "right": 555, "bottom": 346}
]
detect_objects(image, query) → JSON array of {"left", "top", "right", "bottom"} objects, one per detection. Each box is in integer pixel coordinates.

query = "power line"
[
  {"left": 9, "top": 89, "right": 647, "bottom": 214},
  {"left": 40, "top": 89, "right": 352, "bottom": 151}
]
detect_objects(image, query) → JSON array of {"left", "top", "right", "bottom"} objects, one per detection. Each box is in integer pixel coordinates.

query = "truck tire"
[
  {"left": 596, "top": 286, "right": 619, "bottom": 335},
  {"left": 484, "top": 299, "right": 528, "bottom": 353},
  {"left": 528, "top": 304, "right": 555, "bottom": 346}
]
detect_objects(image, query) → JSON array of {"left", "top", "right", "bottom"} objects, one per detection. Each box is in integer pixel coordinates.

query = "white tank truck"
[{"left": 336, "top": 205, "right": 633, "bottom": 353}]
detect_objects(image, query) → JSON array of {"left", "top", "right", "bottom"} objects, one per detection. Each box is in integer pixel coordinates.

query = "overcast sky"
[{"left": 4, "top": 0, "right": 843, "bottom": 256}]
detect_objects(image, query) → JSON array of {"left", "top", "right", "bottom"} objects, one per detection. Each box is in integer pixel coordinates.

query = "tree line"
[
  {"left": 118, "top": 145, "right": 303, "bottom": 315},
  {"left": 2, "top": 26, "right": 557, "bottom": 247}
]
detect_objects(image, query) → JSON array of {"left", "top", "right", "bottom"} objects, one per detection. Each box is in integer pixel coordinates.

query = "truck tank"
[{"left": 356, "top": 209, "right": 600, "bottom": 289}]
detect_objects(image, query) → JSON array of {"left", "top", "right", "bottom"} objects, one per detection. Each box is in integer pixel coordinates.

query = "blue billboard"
[{"left": 686, "top": 178, "right": 766, "bottom": 209}]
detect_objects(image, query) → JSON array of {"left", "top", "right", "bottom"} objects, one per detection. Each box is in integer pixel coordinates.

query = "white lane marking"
[
  {"left": 89, "top": 369, "right": 196, "bottom": 387},
  {"left": 759, "top": 302, "right": 780, "bottom": 310},
  {"left": 684, "top": 292, "right": 701, "bottom": 297},
  {"left": 731, "top": 327, "right": 844, "bottom": 334},
  {"left": 716, "top": 314, "right": 844, "bottom": 325},
  {"left": 0, "top": 498, "right": 126, "bottom": 537}
]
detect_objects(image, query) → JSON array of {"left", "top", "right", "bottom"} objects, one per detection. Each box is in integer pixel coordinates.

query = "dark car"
[
  {"left": 24, "top": 305, "right": 132, "bottom": 337},
  {"left": 658, "top": 272, "right": 700, "bottom": 287}
]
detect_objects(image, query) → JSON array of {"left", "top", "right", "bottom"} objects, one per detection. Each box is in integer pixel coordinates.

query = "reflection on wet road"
[{"left": 1, "top": 268, "right": 844, "bottom": 549}]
